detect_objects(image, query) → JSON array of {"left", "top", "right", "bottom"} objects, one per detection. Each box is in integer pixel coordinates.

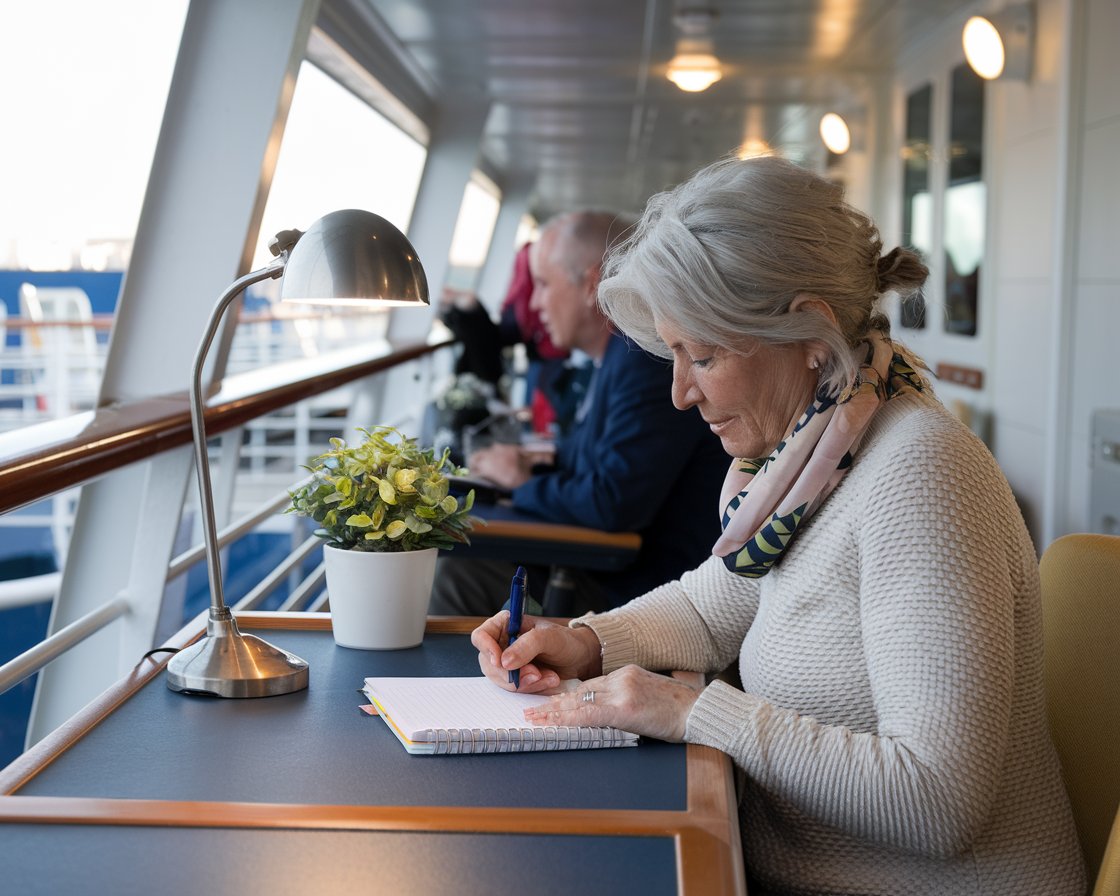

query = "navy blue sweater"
[{"left": 512, "top": 333, "right": 728, "bottom": 606}]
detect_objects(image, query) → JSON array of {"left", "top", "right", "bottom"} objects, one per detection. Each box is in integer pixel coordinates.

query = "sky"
[
  {"left": 0, "top": 0, "right": 489, "bottom": 275},
  {"left": 0, "top": 1, "right": 189, "bottom": 268}
]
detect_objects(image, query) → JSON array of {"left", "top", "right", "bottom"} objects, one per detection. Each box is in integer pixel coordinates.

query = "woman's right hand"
[{"left": 471, "top": 611, "right": 603, "bottom": 693}]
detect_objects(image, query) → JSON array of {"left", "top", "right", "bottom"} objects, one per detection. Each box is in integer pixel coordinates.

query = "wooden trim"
[
  {"left": 234, "top": 612, "right": 485, "bottom": 634},
  {"left": 0, "top": 337, "right": 453, "bottom": 515},
  {"left": 686, "top": 744, "right": 747, "bottom": 894},
  {"left": 472, "top": 518, "right": 641, "bottom": 550},
  {"left": 0, "top": 794, "right": 693, "bottom": 836}
]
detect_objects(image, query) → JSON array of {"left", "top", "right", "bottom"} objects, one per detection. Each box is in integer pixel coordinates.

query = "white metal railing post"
[{"left": 0, "top": 596, "right": 129, "bottom": 696}]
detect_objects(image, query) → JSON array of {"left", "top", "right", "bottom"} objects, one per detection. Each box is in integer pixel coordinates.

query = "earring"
[{"left": 810, "top": 359, "right": 820, "bottom": 370}]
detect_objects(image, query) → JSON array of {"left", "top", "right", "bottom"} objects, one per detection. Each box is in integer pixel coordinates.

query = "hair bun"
[
  {"left": 875, "top": 246, "right": 927, "bottom": 295},
  {"left": 876, "top": 248, "right": 904, "bottom": 289}
]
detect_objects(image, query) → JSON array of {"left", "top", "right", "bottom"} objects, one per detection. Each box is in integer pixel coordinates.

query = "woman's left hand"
[{"left": 522, "top": 664, "right": 702, "bottom": 742}]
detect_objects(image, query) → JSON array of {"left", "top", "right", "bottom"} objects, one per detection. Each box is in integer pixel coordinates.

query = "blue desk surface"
[
  {"left": 17, "top": 628, "right": 686, "bottom": 812},
  {"left": 0, "top": 825, "right": 678, "bottom": 896}
]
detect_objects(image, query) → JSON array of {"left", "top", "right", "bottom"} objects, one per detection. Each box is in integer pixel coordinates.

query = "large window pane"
[
  {"left": 236, "top": 61, "right": 428, "bottom": 371},
  {"left": 444, "top": 174, "right": 502, "bottom": 294},
  {"left": 900, "top": 84, "right": 932, "bottom": 330},
  {"left": 944, "top": 63, "right": 985, "bottom": 337},
  {"left": 251, "top": 62, "right": 426, "bottom": 270},
  {"left": 0, "top": 0, "right": 187, "bottom": 424}
]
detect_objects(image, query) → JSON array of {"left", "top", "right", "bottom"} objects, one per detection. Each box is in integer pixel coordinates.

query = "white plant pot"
[{"left": 323, "top": 544, "right": 438, "bottom": 650}]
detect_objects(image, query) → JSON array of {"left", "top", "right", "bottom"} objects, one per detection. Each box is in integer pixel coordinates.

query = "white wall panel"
[
  {"left": 1076, "top": 119, "right": 1120, "bottom": 282},
  {"left": 995, "top": 134, "right": 1059, "bottom": 280},
  {"left": 1069, "top": 283, "right": 1120, "bottom": 440},
  {"left": 1083, "top": 0, "right": 1120, "bottom": 124},
  {"left": 992, "top": 280, "right": 1053, "bottom": 424},
  {"left": 1065, "top": 432, "right": 1092, "bottom": 536}
]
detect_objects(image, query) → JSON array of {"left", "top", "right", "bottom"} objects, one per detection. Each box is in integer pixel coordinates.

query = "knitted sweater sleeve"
[
  {"left": 686, "top": 421, "right": 1022, "bottom": 857},
  {"left": 574, "top": 554, "right": 760, "bottom": 675}
]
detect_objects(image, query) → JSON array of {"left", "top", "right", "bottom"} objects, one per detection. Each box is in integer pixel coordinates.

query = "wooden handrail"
[
  {"left": 1, "top": 309, "right": 380, "bottom": 331},
  {"left": 0, "top": 336, "right": 453, "bottom": 516},
  {"left": 1, "top": 316, "right": 114, "bottom": 332}
]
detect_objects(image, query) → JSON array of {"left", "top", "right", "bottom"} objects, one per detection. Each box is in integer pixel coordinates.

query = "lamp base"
[{"left": 166, "top": 609, "right": 309, "bottom": 698}]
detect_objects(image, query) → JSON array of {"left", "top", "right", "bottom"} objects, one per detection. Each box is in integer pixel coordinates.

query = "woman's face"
[{"left": 655, "top": 317, "right": 818, "bottom": 459}]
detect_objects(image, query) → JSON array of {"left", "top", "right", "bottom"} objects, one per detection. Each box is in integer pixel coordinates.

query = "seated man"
[{"left": 429, "top": 210, "right": 727, "bottom": 616}]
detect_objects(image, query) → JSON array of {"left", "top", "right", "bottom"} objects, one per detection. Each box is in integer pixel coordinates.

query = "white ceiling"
[{"left": 319, "top": 0, "right": 977, "bottom": 219}]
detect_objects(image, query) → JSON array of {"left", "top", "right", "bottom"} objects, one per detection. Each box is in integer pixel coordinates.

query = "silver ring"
[{"left": 581, "top": 690, "right": 595, "bottom": 704}]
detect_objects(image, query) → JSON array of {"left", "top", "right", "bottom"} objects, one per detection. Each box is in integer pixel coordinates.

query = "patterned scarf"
[{"left": 713, "top": 332, "right": 924, "bottom": 577}]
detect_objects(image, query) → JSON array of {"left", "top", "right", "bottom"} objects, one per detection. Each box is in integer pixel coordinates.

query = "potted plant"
[{"left": 288, "top": 425, "right": 476, "bottom": 649}]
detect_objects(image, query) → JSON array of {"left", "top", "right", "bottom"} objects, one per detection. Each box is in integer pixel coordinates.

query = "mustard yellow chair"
[
  {"left": 1097, "top": 814, "right": 1120, "bottom": 896},
  {"left": 1040, "top": 533, "right": 1120, "bottom": 895}
]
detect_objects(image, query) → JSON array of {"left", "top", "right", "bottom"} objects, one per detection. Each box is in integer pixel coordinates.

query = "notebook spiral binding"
[{"left": 425, "top": 725, "right": 635, "bottom": 754}]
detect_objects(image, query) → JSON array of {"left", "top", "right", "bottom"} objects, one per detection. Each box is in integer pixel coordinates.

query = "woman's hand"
[
  {"left": 471, "top": 612, "right": 603, "bottom": 692},
  {"left": 523, "top": 665, "right": 702, "bottom": 742}
]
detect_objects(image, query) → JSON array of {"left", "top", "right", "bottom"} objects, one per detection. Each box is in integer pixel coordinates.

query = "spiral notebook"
[{"left": 361, "top": 676, "right": 639, "bottom": 755}]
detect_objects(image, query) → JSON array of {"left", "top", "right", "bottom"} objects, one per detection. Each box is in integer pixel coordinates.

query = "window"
[
  {"left": 943, "top": 63, "right": 985, "bottom": 337},
  {"left": 237, "top": 61, "right": 428, "bottom": 367},
  {"left": 900, "top": 84, "right": 933, "bottom": 330},
  {"left": 444, "top": 173, "right": 502, "bottom": 294},
  {"left": 0, "top": 0, "right": 187, "bottom": 275},
  {"left": 0, "top": 0, "right": 187, "bottom": 424},
  {"left": 251, "top": 62, "right": 427, "bottom": 270}
]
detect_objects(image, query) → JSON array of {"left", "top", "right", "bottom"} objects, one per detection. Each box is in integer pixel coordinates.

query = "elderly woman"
[{"left": 471, "top": 156, "right": 1085, "bottom": 895}]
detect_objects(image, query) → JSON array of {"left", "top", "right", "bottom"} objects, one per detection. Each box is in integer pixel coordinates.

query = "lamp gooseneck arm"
[{"left": 190, "top": 259, "right": 285, "bottom": 618}]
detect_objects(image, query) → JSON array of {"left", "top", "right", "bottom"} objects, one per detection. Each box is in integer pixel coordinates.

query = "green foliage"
[{"left": 287, "top": 425, "right": 478, "bottom": 553}]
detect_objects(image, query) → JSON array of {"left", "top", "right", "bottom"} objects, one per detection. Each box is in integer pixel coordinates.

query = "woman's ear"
[
  {"left": 789, "top": 293, "right": 839, "bottom": 327},
  {"left": 789, "top": 294, "right": 837, "bottom": 371}
]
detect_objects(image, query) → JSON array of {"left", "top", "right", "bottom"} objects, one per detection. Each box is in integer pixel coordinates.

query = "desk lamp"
[{"left": 166, "top": 209, "right": 429, "bottom": 697}]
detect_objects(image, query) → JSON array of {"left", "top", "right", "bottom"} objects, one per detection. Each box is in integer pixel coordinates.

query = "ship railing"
[{"left": 0, "top": 334, "right": 454, "bottom": 697}]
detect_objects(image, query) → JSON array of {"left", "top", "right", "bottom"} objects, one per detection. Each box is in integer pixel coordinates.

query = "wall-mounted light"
[
  {"left": 963, "top": 3, "right": 1033, "bottom": 81},
  {"left": 819, "top": 112, "right": 851, "bottom": 155},
  {"left": 667, "top": 7, "right": 723, "bottom": 93}
]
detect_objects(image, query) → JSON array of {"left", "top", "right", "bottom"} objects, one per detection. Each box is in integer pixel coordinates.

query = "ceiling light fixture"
[
  {"left": 963, "top": 3, "right": 1033, "bottom": 81},
  {"left": 667, "top": 7, "right": 723, "bottom": 93},
  {"left": 737, "top": 137, "right": 772, "bottom": 160},
  {"left": 819, "top": 112, "right": 851, "bottom": 155}
]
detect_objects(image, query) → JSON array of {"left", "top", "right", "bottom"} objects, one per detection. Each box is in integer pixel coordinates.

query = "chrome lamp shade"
[
  {"left": 166, "top": 210, "right": 428, "bottom": 698},
  {"left": 280, "top": 209, "right": 429, "bottom": 306}
]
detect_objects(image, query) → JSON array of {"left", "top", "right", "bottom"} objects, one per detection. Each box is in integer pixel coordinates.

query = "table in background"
[
  {"left": 0, "top": 613, "right": 744, "bottom": 895},
  {"left": 448, "top": 500, "right": 643, "bottom": 613},
  {"left": 453, "top": 499, "right": 642, "bottom": 570}
]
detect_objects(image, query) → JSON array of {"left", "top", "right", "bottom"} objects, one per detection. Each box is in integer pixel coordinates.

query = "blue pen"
[{"left": 506, "top": 565, "right": 527, "bottom": 688}]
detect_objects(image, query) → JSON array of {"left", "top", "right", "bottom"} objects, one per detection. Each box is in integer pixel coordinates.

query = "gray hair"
[
  {"left": 598, "top": 155, "right": 928, "bottom": 396},
  {"left": 542, "top": 210, "right": 635, "bottom": 284}
]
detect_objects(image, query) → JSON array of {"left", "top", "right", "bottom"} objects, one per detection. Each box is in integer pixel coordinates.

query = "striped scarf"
[{"left": 714, "top": 333, "right": 924, "bottom": 577}]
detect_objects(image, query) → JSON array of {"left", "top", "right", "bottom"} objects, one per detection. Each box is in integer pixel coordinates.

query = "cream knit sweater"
[{"left": 579, "top": 392, "right": 1086, "bottom": 895}]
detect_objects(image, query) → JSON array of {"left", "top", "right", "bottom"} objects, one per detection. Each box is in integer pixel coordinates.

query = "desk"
[
  {"left": 0, "top": 614, "right": 744, "bottom": 895},
  {"left": 455, "top": 500, "right": 642, "bottom": 571}
]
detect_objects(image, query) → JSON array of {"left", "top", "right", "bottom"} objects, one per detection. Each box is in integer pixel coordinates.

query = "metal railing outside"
[{"left": 0, "top": 336, "right": 452, "bottom": 697}]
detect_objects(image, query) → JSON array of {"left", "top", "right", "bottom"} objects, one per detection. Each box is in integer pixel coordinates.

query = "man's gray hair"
[
  {"left": 542, "top": 210, "right": 635, "bottom": 284},
  {"left": 598, "top": 155, "right": 927, "bottom": 395}
]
